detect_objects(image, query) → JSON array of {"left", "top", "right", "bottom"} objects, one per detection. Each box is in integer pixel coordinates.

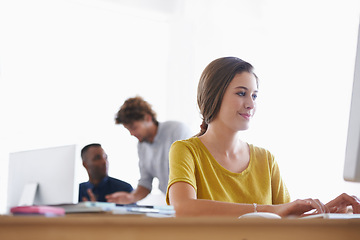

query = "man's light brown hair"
[{"left": 115, "top": 96, "right": 158, "bottom": 125}]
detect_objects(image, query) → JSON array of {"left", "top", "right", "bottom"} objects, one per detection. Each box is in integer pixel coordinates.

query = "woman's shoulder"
[
  {"left": 248, "top": 144, "right": 275, "bottom": 162},
  {"left": 171, "top": 138, "right": 208, "bottom": 158},
  {"left": 172, "top": 137, "right": 201, "bottom": 149},
  {"left": 169, "top": 138, "right": 203, "bottom": 165}
]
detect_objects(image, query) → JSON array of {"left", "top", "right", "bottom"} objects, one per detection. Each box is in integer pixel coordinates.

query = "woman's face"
[{"left": 214, "top": 71, "right": 258, "bottom": 132}]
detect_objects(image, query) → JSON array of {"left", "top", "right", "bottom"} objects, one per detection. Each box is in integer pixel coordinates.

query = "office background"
[{"left": 0, "top": 0, "right": 360, "bottom": 213}]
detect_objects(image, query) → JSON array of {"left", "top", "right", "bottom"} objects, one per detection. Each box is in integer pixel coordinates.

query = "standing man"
[
  {"left": 106, "top": 96, "right": 192, "bottom": 204},
  {"left": 79, "top": 143, "right": 133, "bottom": 202}
]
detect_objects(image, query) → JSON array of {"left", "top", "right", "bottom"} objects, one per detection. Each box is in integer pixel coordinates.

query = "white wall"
[
  {"left": 0, "top": 0, "right": 177, "bottom": 211},
  {"left": 1, "top": 0, "right": 360, "bottom": 213}
]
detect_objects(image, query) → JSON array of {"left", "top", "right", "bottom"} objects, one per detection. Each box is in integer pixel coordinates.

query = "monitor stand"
[{"left": 18, "top": 182, "right": 38, "bottom": 206}]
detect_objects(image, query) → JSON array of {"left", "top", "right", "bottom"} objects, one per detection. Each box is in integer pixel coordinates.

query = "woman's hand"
[
  {"left": 325, "top": 193, "right": 360, "bottom": 214},
  {"left": 274, "top": 198, "right": 328, "bottom": 217}
]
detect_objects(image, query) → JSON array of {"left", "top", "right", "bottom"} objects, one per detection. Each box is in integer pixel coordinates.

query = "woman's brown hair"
[{"left": 197, "top": 57, "right": 258, "bottom": 136}]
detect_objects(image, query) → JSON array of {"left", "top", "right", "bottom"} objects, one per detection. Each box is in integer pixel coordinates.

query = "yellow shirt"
[{"left": 166, "top": 137, "right": 290, "bottom": 205}]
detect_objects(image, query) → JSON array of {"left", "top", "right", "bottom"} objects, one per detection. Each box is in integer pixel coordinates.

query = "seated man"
[{"left": 79, "top": 143, "right": 133, "bottom": 202}]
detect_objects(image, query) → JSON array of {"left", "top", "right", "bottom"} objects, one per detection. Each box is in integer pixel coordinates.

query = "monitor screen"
[
  {"left": 6, "top": 145, "right": 80, "bottom": 211},
  {"left": 343, "top": 20, "right": 360, "bottom": 182}
]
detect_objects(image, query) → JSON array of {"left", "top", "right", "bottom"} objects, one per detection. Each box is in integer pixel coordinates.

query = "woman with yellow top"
[{"left": 166, "top": 56, "right": 360, "bottom": 217}]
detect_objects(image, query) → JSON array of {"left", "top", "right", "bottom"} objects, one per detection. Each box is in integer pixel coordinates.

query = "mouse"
[{"left": 238, "top": 212, "right": 282, "bottom": 219}]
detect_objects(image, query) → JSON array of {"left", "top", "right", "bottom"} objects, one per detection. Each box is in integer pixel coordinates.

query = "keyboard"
[{"left": 301, "top": 213, "right": 360, "bottom": 219}]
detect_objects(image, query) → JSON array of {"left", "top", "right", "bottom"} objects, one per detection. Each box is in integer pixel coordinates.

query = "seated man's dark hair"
[{"left": 81, "top": 143, "right": 101, "bottom": 160}]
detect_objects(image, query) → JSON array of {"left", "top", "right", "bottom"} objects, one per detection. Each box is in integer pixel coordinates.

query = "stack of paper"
[
  {"left": 52, "top": 201, "right": 116, "bottom": 213},
  {"left": 112, "top": 205, "right": 175, "bottom": 217}
]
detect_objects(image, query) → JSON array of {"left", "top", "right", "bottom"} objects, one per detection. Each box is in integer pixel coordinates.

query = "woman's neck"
[
  {"left": 198, "top": 123, "right": 250, "bottom": 173},
  {"left": 199, "top": 122, "right": 242, "bottom": 154}
]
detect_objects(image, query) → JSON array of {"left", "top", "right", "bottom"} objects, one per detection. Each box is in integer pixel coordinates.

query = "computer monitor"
[
  {"left": 6, "top": 145, "right": 80, "bottom": 211},
  {"left": 343, "top": 20, "right": 360, "bottom": 183}
]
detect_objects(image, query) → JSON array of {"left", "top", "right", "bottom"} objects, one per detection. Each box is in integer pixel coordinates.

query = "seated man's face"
[
  {"left": 84, "top": 146, "right": 108, "bottom": 180},
  {"left": 124, "top": 119, "right": 153, "bottom": 143}
]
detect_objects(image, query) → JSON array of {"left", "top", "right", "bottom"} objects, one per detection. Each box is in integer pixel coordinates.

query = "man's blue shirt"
[{"left": 79, "top": 176, "right": 133, "bottom": 202}]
